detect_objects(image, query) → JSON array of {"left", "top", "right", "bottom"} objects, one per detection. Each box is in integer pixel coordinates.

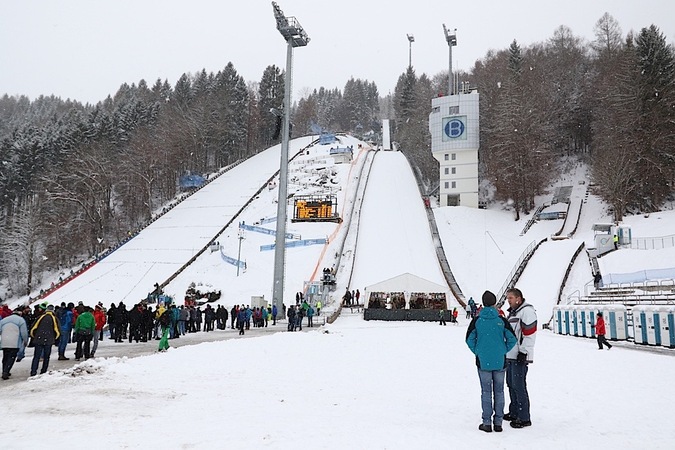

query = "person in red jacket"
[
  {"left": 91, "top": 304, "right": 107, "bottom": 357},
  {"left": 593, "top": 312, "right": 612, "bottom": 350}
]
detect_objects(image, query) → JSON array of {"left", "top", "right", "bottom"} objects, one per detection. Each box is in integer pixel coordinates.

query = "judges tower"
[{"left": 429, "top": 28, "right": 480, "bottom": 208}]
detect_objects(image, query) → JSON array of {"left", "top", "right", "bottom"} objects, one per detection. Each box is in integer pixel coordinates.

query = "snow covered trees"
[
  {"left": 591, "top": 23, "right": 675, "bottom": 221},
  {"left": 473, "top": 15, "right": 674, "bottom": 221}
]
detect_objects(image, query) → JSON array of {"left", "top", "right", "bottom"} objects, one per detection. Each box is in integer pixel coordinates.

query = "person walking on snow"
[
  {"left": 157, "top": 309, "right": 171, "bottom": 351},
  {"left": 466, "top": 291, "right": 517, "bottom": 433},
  {"left": 439, "top": 309, "right": 447, "bottom": 326},
  {"left": 592, "top": 312, "right": 612, "bottom": 350}
]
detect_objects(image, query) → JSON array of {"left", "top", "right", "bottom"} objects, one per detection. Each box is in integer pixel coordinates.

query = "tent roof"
[{"left": 365, "top": 273, "right": 448, "bottom": 293}]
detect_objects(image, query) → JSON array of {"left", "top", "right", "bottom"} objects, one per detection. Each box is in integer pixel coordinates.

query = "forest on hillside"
[{"left": 0, "top": 12, "right": 673, "bottom": 301}]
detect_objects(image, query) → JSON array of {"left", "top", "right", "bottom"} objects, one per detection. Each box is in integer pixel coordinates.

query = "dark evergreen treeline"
[
  {"left": 0, "top": 62, "right": 382, "bottom": 298},
  {"left": 1, "top": 12, "right": 673, "bottom": 300}
]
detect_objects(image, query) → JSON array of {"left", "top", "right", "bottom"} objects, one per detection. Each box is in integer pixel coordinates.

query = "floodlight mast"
[
  {"left": 407, "top": 33, "right": 415, "bottom": 68},
  {"left": 443, "top": 24, "right": 457, "bottom": 95},
  {"left": 271, "top": 2, "right": 309, "bottom": 319}
]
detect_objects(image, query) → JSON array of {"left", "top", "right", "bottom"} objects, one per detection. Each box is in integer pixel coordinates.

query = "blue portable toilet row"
[
  {"left": 632, "top": 305, "right": 675, "bottom": 348},
  {"left": 552, "top": 304, "right": 628, "bottom": 341}
]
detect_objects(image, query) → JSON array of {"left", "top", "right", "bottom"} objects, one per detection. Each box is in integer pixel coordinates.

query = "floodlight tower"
[
  {"left": 443, "top": 25, "right": 457, "bottom": 95},
  {"left": 271, "top": 2, "right": 309, "bottom": 317},
  {"left": 407, "top": 33, "right": 415, "bottom": 68}
]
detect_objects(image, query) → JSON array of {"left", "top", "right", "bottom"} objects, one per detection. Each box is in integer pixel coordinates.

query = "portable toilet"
[
  {"left": 607, "top": 304, "right": 628, "bottom": 341},
  {"left": 587, "top": 307, "right": 597, "bottom": 338},
  {"left": 571, "top": 307, "right": 580, "bottom": 336},
  {"left": 634, "top": 305, "right": 662, "bottom": 346},
  {"left": 632, "top": 306, "right": 648, "bottom": 345},
  {"left": 576, "top": 305, "right": 586, "bottom": 336},
  {"left": 561, "top": 305, "right": 571, "bottom": 335},
  {"left": 579, "top": 307, "right": 589, "bottom": 337},
  {"left": 552, "top": 306, "right": 562, "bottom": 334},
  {"left": 617, "top": 225, "right": 632, "bottom": 246},
  {"left": 658, "top": 306, "right": 675, "bottom": 348},
  {"left": 646, "top": 306, "right": 662, "bottom": 346}
]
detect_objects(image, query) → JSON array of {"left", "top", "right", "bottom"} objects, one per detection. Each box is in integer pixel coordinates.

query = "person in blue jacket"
[
  {"left": 465, "top": 290, "right": 517, "bottom": 433},
  {"left": 56, "top": 303, "right": 74, "bottom": 360}
]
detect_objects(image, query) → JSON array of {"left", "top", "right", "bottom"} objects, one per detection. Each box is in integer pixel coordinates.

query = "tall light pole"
[
  {"left": 443, "top": 25, "right": 457, "bottom": 95},
  {"left": 236, "top": 225, "right": 245, "bottom": 277},
  {"left": 271, "top": 2, "right": 309, "bottom": 317},
  {"left": 406, "top": 33, "right": 415, "bottom": 68}
]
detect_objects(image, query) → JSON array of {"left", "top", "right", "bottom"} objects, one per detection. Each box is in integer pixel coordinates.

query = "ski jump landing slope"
[
  {"left": 349, "top": 151, "right": 450, "bottom": 300},
  {"left": 43, "top": 137, "right": 315, "bottom": 306}
]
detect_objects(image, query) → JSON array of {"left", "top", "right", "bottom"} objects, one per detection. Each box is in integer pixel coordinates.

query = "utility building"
[{"left": 429, "top": 90, "right": 480, "bottom": 207}]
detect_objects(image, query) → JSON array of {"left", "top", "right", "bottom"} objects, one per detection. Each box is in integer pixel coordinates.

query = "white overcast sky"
[{"left": 1, "top": 0, "right": 674, "bottom": 105}]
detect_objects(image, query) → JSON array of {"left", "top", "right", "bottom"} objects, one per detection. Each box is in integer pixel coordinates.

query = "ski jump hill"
[
  {"left": 26, "top": 135, "right": 461, "bottom": 314},
  {"left": 37, "top": 137, "right": 315, "bottom": 307}
]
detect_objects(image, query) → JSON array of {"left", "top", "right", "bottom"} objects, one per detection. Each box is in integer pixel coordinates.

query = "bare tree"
[{"left": 0, "top": 196, "right": 46, "bottom": 296}]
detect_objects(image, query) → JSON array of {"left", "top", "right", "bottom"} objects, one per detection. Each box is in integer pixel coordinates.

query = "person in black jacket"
[
  {"left": 127, "top": 304, "right": 143, "bottom": 343},
  {"left": 29, "top": 303, "right": 60, "bottom": 376},
  {"left": 113, "top": 302, "right": 127, "bottom": 342},
  {"left": 107, "top": 304, "right": 117, "bottom": 340}
]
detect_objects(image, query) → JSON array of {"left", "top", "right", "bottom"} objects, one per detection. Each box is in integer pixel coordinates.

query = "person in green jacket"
[{"left": 74, "top": 306, "right": 96, "bottom": 360}]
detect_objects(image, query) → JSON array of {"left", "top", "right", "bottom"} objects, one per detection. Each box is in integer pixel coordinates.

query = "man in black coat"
[
  {"left": 29, "top": 303, "right": 60, "bottom": 376},
  {"left": 113, "top": 302, "right": 127, "bottom": 342}
]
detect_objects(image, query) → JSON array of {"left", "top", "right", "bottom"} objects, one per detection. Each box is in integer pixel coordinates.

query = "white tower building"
[{"left": 428, "top": 90, "right": 480, "bottom": 207}]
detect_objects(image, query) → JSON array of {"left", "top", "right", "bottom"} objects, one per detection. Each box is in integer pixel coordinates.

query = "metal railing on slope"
[
  {"left": 159, "top": 141, "right": 318, "bottom": 292},
  {"left": 496, "top": 238, "right": 547, "bottom": 307}
]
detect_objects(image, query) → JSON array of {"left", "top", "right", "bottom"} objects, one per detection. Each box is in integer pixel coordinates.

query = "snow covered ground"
[{"left": 2, "top": 138, "right": 675, "bottom": 449}]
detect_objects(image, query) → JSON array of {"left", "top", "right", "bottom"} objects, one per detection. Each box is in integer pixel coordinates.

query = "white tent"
[{"left": 364, "top": 273, "right": 449, "bottom": 308}]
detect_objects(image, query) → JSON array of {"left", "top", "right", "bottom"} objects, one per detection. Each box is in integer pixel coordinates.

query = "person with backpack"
[
  {"left": 466, "top": 291, "right": 517, "bottom": 433},
  {"left": 158, "top": 309, "right": 171, "bottom": 351}
]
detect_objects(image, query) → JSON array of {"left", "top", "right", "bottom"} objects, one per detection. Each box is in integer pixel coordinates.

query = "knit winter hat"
[{"left": 482, "top": 290, "right": 497, "bottom": 307}]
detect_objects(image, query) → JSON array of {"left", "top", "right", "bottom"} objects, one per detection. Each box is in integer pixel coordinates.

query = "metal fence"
[{"left": 631, "top": 234, "right": 675, "bottom": 250}]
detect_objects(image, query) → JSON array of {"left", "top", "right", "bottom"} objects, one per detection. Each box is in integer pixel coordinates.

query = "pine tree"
[{"left": 258, "top": 65, "right": 284, "bottom": 146}]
